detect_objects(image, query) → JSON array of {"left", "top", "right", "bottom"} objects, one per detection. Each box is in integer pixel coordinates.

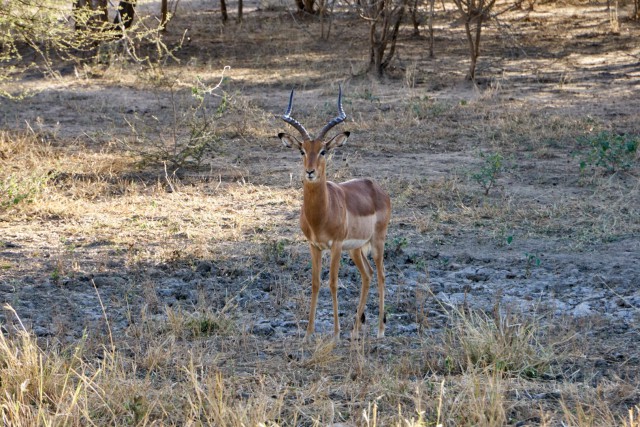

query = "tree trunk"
[
  {"left": 463, "top": 21, "right": 476, "bottom": 80},
  {"left": 303, "top": 0, "right": 315, "bottom": 13},
  {"left": 221, "top": 0, "right": 229, "bottom": 22},
  {"left": 237, "top": 0, "right": 243, "bottom": 22},
  {"left": 381, "top": 5, "right": 404, "bottom": 70},
  {"left": 410, "top": 0, "right": 420, "bottom": 36},
  {"left": 463, "top": 14, "right": 483, "bottom": 80},
  {"left": 73, "top": 0, "right": 109, "bottom": 31},
  {"left": 365, "top": 0, "right": 406, "bottom": 78},
  {"left": 161, "top": 0, "right": 169, "bottom": 30},
  {"left": 453, "top": 0, "right": 496, "bottom": 81},
  {"left": 372, "top": 44, "right": 384, "bottom": 78},
  {"left": 427, "top": 0, "right": 435, "bottom": 57},
  {"left": 97, "top": 0, "right": 108, "bottom": 23},
  {"left": 320, "top": 0, "right": 327, "bottom": 38},
  {"left": 114, "top": 1, "right": 136, "bottom": 30},
  {"left": 73, "top": 0, "right": 88, "bottom": 31}
]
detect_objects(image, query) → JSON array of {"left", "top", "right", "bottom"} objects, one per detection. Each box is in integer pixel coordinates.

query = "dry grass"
[
  {"left": 2, "top": 103, "right": 638, "bottom": 427},
  {"left": 3, "top": 300, "right": 634, "bottom": 426},
  {"left": 2, "top": 1, "right": 640, "bottom": 425}
]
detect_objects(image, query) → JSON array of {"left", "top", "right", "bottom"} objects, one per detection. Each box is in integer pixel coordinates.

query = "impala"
[{"left": 278, "top": 87, "right": 391, "bottom": 340}]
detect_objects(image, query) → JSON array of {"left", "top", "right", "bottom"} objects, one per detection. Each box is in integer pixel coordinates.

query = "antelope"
[{"left": 278, "top": 87, "right": 391, "bottom": 341}]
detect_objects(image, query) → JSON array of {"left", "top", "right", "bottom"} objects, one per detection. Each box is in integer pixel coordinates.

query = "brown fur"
[{"left": 279, "top": 131, "right": 391, "bottom": 340}]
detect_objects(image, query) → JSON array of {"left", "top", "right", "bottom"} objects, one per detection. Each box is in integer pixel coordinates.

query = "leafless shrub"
[
  {"left": 348, "top": 0, "right": 409, "bottom": 77},
  {"left": 120, "top": 69, "right": 230, "bottom": 171}
]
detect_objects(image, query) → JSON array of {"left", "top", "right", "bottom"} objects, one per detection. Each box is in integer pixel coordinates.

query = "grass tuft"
[{"left": 442, "top": 303, "right": 559, "bottom": 379}]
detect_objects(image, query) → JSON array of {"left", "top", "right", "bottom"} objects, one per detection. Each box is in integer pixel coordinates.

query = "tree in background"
[
  {"left": 0, "top": 0, "right": 171, "bottom": 97},
  {"left": 296, "top": 0, "right": 318, "bottom": 14},
  {"left": 0, "top": 0, "right": 115, "bottom": 92},
  {"left": 161, "top": 0, "right": 169, "bottom": 28},
  {"left": 451, "top": 0, "right": 497, "bottom": 80},
  {"left": 220, "top": 0, "right": 229, "bottom": 22},
  {"left": 218, "top": 0, "right": 243, "bottom": 24},
  {"left": 452, "top": 0, "right": 522, "bottom": 80},
  {"left": 73, "top": 0, "right": 108, "bottom": 31},
  {"left": 113, "top": 1, "right": 136, "bottom": 30},
  {"left": 351, "top": 0, "right": 408, "bottom": 78},
  {"left": 427, "top": 0, "right": 435, "bottom": 58}
]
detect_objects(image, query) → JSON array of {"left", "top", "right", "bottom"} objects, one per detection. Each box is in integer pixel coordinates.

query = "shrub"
[
  {"left": 470, "top": 152, "right": 508, "bottom": 196},
  {"left": 122, "top": 73, "right": 230, "bottom": 171},
  {"left": 578, "top": 131, "right": 639, "bottom": 174}
]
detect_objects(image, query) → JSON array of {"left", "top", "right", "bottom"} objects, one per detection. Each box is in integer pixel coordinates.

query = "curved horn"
[
  {"left": 317, "top": 85, "right": 346, "bottom": 139},
  {"left": 282, "top": 89, "right": 312, "bottom": 141}
]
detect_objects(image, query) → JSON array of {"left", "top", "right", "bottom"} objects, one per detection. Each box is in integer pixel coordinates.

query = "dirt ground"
[{"left": 1, "top": 0, "right": 639, "bottom": 424}]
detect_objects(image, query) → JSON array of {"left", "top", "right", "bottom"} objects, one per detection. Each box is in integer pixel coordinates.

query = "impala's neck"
[{"left": 302, "top": 177, "right": 330, "bottom": 228}]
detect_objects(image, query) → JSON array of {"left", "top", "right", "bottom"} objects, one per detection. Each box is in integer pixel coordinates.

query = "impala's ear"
[
  {"left": 325, "top": 131, "right": 350, "bottom": 151},
  {"left": 279, "top": 132, "right": 302, "bottom": 150}
]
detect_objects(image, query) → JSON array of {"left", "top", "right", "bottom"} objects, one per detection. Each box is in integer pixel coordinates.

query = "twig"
[
  {"left": 3, "top": 304, "right": 28, "bottom": 333},
  {"left": 91, "top": 279, "right": 115, "bottom": 353},
  {"left": 164, "top": 161, "right": 177, "bottom": 193},
  {"left": 195, "top": 65, "right": 231, "bottom": 96},
  {"left": 596, "top": 275, "right": 640, "bottom": 313}
]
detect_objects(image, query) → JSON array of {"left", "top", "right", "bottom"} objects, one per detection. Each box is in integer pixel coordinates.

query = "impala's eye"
[
  {"left": 319, "top": 149, "right": 326, "bottom": 156},
  {"left": 300, "top": 150, "right": 305, "bottom": 156}
]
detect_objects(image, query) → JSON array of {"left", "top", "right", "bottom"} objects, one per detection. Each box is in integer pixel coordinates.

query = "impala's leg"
[
  {"left": 371, "top": 236, "right": 387, "bottom": 338},
  {"left": 329, "top": 242, "right": 343, "bottom": 340},
  {"left": 305, "top": 244, "right": 323, "bottom": 341},
  {"left": 349, "top": 247, "right": 373, "bottom": 339}
]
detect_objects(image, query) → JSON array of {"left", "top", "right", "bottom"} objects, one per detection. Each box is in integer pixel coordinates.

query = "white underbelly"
[
  {"left": 308, "top": 213, "right": 376, "bottom": 251},
  {"left": 311, "top": 238, "right": 370, "bottom": 251},
  {"left": 341, "top": 238, "right": 370, "bottom": 250}
]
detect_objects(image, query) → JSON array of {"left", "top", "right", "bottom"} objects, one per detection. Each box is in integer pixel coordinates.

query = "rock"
[
  {"left": 91, "top": 275, "right": 126, "bottom": 288},
  {"left": 157, "top": 288, "right": 173, "bottom": 298},
  {"left": 252, "top": 322, "right": 275, "bottom": 337},
  {"left": 466, "top": 272, "right": 489, "bottom": 282},
  {"left": 455, "top": 266, "right": 490, "bottom": 282},
  {"left": 532, "top": 392, "right": 561, "bottom": 400},
  {"left": 33, "top": 326, "right": 51, "bottom": 337},
  {"left": 515, "top": 417, "right": 541, "bottom": 427},
  {"left": 0, "top": 283, "right": 15, "bottom": 293},
  {"left": 396, "top": 323, "right": 419, "bottom": 335},
  {"left": 146, "top": 268, "right": 164, "bottom": 278},
  {"left": 196, "top": 261, "right": 214, "bottom": 276},
  {"left": 572, "top": 302, "right": 594, "bottom": 317},
  {"left": 175, "top": 268, "right": 195, "bottom": 282}
]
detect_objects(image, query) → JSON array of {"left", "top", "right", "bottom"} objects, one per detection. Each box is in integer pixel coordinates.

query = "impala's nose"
[{"left": 305, "top": 169, "right": 316, "bottom": 180}]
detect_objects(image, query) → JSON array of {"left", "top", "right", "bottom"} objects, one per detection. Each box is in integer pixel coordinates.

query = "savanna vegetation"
[{"left": 1, "top": 0, "right": 639, "bottom": 425}]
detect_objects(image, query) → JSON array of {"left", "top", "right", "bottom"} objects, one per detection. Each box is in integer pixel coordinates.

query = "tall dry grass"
[
  {"left": 2, "top": 7, "right": 640, "bottom": 421},
  {"left": 4, "top": 290, "right": 634, "bottom": 426},
  {"left": 1, "top": 108, "right": 638, "bottom": 426}
]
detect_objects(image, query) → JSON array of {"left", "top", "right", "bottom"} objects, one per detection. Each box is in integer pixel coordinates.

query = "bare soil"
[{"left": 1, "top": 0, "right": 639, "bottom": 424}]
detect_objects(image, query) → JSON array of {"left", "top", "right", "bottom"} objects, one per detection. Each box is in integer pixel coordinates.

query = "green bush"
[
  {"left": 470, "top": 152, "right": 507, "bottom": 196},
  {"left": 577, "top": 131, "right": 638, "bottom": 174}
]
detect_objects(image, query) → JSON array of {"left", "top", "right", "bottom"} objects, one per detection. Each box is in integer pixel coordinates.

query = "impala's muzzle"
[{"left": 305, "top": 169, "right": 317, "bottom": 181}]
